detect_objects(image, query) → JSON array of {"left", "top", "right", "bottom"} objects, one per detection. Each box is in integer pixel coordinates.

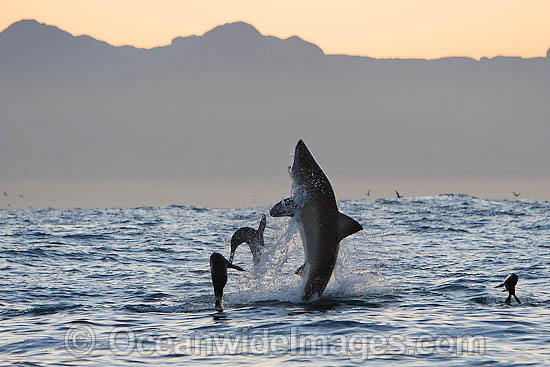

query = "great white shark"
[{"left": 270, "top": 140, "right": 363, "bottom": 301}]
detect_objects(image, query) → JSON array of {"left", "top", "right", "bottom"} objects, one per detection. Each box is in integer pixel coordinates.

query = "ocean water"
[{"left": 1, "top": 194, "right": 549, "bottom": 366}]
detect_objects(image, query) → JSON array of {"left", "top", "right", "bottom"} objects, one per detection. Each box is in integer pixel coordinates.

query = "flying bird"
[
  {"left": 366, "top": 188, "right": 371, "bottom": 196},
  {"left": 513, "top": 192, "right": 520, "bottom": 197}
]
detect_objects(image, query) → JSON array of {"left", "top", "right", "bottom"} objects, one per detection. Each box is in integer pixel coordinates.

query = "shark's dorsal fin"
[{"left": 336, "top": 212, "right": 363, "bottom": 243}]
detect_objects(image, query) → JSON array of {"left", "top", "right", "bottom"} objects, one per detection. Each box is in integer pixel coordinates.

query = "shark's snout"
[
  {"left": 292, "top": 139, "right": 309, "bottom": 173},
  {"left": 294, "top": 139, "right": 307, "bottom": 159}
]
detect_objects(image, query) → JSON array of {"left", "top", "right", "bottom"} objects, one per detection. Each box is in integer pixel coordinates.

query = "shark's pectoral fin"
[
  {"left": 336, "top": 212, "right": 363, "bottom": 243},
  {"left": 270, "top": 198, "right": 297, "bottom": 217}
]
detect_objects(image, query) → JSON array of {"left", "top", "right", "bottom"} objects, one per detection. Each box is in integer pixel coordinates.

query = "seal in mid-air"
[
  {"left": 209, "top": 252, "right": 245, "bottom": 311},
  {"left": 229, "top": 214, "right": 266, "bottom": 265},
  {"left": 270, "top": 140, "right": 363, "bottom": 301},
  {"left": 496, "top": 273, "right": 521, "bottom": 305}
]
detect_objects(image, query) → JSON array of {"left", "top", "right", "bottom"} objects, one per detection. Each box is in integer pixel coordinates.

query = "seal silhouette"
[{"left": 209, "top": 252, "right": 245, "bottom": 311}]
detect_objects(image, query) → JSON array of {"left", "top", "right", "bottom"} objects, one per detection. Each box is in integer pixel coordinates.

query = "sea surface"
[{"left": 1, "top": 194, "right": 549, "bottom": 366}]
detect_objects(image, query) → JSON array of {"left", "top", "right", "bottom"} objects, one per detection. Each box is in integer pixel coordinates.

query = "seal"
[
  {"left": 209, "top": 252, "right": 245, "bottom": 311},
  {"left": 229, "top": 214, "right": 266, "bottom": 265},
  {"left": 496, "top": 273, "right": 521, "bottom": 305}
]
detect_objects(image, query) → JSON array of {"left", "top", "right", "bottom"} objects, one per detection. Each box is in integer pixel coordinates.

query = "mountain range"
[{"left": 1, "top": 20, "right": 549, "bottom": 207}]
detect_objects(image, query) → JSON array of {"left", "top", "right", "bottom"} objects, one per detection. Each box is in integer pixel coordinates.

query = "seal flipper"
[
  {"left": 270, "top": 198, "right": 297, "bottom": 217},
  {"left": 505, "top": 295, "right": 512, "bottom": 305},
  {"left": 258, "top": 214, "right": 266, "bottom": 247},
  {"left": 336, "top": 212, "right": 363, "bottom": 243},
  {"left": 226, "top": 260, "right": 245, "bottom": 272},
  {"left": 258, "top": 214, "right": 266, "bottom": 233}
]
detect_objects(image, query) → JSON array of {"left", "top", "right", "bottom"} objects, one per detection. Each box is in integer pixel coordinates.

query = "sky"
[
  {"left": 1, "top": 1, "right": 549, "bottom": 208},
  {"left": 2, "top": 0, "right": 550, "bottom": 59}
]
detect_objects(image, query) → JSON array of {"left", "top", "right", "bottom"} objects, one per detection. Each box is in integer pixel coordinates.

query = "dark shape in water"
[
  {"left": 295, "top": 263, "right": 305, "bottom": 276},
  {"left": 395, "top": 190, "right": 402, "bottom": 199},
  {"left": 496, "top": 273, "right": 521, "bottom": 305},
  {"left": 229, "top": 214, "right": 266, "bottom": 265},
  {"left": 209, "top": 252, "right": 245, "bottom": 312}
]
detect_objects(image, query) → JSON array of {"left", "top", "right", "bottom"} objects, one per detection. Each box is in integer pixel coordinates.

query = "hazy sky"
[
  {"left": 2, "top": 0, "right": 550, "bottom": 59},
  {"left": 1, "top": 5, "right": 549, "bottom": 208}
]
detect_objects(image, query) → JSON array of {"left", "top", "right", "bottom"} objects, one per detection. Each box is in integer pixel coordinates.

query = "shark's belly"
[{"left": 299, "top": 202, "right": 339, "bottom": 269}]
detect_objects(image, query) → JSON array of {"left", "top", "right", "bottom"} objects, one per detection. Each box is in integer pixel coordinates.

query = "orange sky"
[{"left": 1, "top": 0, "right": 550, "bottom": 59}]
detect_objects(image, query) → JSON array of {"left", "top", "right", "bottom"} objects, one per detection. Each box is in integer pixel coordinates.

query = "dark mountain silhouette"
[
  {"left": 0, "top": 20, "right": 323, "bottom": 80},
  {"left": 1, "top": 19, "right": 549, "bottom": 207}
]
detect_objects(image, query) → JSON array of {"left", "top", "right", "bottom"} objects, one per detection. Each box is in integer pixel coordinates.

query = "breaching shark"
[{"left": 270, "top": 140, "right": 363, "bottom": 301}]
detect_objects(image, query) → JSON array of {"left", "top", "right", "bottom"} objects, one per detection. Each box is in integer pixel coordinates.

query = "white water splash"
[{"left": 226, "top": 216, "right": 390, "bottom": 305}]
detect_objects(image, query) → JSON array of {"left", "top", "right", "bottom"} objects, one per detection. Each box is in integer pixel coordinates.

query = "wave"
[
  {"left": 123, "top": 304, "right": 183, "bottom": 313},
  {"left": 1, "top": 303, "right": 81, "bottom": 319},
  {"left": 62, "top": 233, "right": 113, "bottom": 240}
]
